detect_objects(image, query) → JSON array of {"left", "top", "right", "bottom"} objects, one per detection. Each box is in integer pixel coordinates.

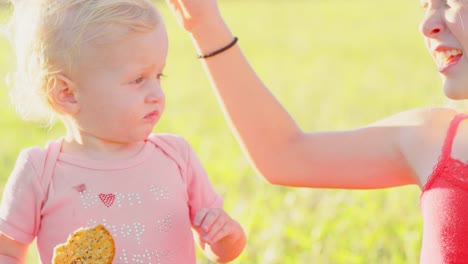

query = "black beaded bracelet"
[{"left": 197, "top": 37, "right": 238, "bottom": 59}]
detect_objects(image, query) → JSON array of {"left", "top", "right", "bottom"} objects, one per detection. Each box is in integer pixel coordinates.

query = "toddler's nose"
[{"left": 146, "top": 82, "right": 164, "bottom": 103}]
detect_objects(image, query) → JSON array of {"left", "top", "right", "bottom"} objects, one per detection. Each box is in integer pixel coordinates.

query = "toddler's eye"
[
  {"left": 131, "top": 76, "right": 144, "bottom": 84},
  {"left": 157, "top": 73, "right": 166, "bottom": 80}
]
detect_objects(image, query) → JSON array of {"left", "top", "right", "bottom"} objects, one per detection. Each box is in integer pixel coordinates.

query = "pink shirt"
[
  {"left": 0, "top": 134, "right": 223, "bottom": 264},
  {"left": 420, "top": 113, "right": 468, "bottom": 263}
]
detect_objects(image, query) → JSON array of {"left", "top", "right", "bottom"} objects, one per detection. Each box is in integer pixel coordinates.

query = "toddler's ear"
[{"left": 47, "top": 74, "right": 79, "bottom": 115}]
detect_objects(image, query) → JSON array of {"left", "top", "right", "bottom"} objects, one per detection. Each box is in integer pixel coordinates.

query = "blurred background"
[{"left": 0, "top": 0, "right": 447, "bottom": 263}]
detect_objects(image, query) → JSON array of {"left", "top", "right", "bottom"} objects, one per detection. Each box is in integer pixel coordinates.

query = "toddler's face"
[
  {"left": 69, "top": 23, "right": 168, "bottom": 143},
  {"left": 419, "top": 0, "right": 468, "bottom": 99}
]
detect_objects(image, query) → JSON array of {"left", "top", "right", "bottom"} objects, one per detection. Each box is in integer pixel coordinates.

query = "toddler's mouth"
[{"left": 144, "top": 110, "right": 160, "bottom": 121}]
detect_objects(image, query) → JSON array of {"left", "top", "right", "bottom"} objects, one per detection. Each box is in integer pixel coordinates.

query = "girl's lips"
[{"left": 438, "top": 54, "right": 463, "bottom": 73}]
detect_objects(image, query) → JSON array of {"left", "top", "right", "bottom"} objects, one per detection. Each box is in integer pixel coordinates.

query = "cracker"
[{"left": 52, "top": 224, "right": 115, "bottom": 264}]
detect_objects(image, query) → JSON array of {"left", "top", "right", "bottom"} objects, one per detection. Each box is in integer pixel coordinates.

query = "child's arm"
[
  {"left": 165, "top": 0, "right": 429, "bottom": 189},
  {"left": 193, "top": 208, "right": 246, "bottom": 263},
  {"left": 0, "top": 233, "right": 28, "bottom": 264}
]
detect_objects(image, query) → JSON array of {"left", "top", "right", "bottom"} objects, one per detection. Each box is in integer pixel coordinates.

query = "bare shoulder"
[
  {"left": 382, "top": 107, "right": 458, "bottom": 187},
  {"left": 394, "top": 106, "right": 457, "bottom": 141},
  {"left": 370, "top": 106, "right": 456, "bottom": 127}
]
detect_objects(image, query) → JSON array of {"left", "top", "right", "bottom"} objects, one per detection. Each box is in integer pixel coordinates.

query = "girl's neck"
[{"left": 62, "top": 137, "right": 146, "bottom": 161}]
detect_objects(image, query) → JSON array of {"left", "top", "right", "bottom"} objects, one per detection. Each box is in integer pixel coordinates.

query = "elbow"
[
  {"left": 263, "top": 174, "right": 292, "bottom": 186},
  {"left": 251, "top": 131, "right": 305, "bottom": 186},
  {"left": 254, "top": 161, "right": 309, "bottom": 187},
  {"left": 254, "top": 166, "right": 289, "bottom": 186},
  {"left": 249, "top": 153, "right": 296, "bottom": 186}
]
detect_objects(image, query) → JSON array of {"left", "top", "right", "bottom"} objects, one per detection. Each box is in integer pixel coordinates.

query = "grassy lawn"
[{"left": 0, "top": 1, "right": 445, "bottom": 263}]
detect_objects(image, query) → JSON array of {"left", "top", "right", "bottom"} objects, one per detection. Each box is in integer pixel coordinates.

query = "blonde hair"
[{"left": 5, "top": 0, "right": 161, "bottom": 124}]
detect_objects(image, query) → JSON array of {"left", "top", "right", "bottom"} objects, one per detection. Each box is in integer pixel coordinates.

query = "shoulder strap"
[
  {"left": 440, "top": 113, "right": 468, "bottom": 158},
  {"left": 423, "top": 113, "right": 468, "bottom": 192},
  {"left": 40, "top": 138, "right": 62, "bottom": 205}
]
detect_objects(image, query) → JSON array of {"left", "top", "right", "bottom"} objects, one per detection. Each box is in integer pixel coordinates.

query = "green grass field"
[{"left": 0, "top": 1, "right": 447, "bottom": 263}]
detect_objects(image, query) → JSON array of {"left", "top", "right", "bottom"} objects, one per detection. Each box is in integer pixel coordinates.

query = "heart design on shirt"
[{"left": 99, "top": 193, "right": 115, "bottom": 208}]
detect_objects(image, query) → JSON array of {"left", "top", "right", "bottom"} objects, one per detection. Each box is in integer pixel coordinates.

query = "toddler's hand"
[{"left": 193, "top": 208, "right": 239, "bottom": 245}]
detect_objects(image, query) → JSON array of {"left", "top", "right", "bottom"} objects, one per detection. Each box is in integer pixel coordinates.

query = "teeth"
[
  {"left": 446, "top": 49, "right": 462, "bottom": 57},
  {"left": 434, "top": 49, "right": 463, "bottom": 65}
]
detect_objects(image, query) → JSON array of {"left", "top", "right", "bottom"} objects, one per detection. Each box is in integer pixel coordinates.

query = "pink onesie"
[{"left": 0, "top": 134, "right": 223, "bottom": 263}]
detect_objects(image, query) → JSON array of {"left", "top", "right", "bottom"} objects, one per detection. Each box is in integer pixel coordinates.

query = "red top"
[{"left": 420, "top": 113, "right": 468, "bottom": 264}]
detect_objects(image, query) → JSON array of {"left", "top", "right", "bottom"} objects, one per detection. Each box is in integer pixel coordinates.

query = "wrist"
[
  {"left": 188, "top": 18, "right": 235, "bottom": 57},
  {"left": 196, "top": 37, "right": 238, "bottom": 59}
]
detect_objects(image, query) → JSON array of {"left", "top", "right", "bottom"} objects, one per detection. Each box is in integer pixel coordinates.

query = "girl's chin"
[{"left": 442, "top": 80, "right": 468, "bottom": 100}]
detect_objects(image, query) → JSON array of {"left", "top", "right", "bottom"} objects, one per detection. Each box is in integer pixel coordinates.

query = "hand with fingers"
[
  {"left": 165, "top": 0, "right": 221, "bottom": 32},
  {"left": 193, "top": 208, "right": 246, "bottom": 263},
  {"left": 164, "top": 0, "right": 237, "bottom": 63}
]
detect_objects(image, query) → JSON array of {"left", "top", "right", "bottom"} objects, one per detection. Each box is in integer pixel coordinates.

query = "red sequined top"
[{"left": 420, "top": 113, "right": 468, "bottom": 264}]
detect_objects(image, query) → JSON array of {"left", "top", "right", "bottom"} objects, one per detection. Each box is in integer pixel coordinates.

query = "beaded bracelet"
[{"left": 197, "top": 37, "right": 238, "bottom": 59}]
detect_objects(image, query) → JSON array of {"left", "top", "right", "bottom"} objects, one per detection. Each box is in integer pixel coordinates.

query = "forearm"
[
  {"left": 189, "top": 19, "right": 303, "bottom": 180},
  {"left": 0, "top": 233, "right": 28, "bottom": 264}
]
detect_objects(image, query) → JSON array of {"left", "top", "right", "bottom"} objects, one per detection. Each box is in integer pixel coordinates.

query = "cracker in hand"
[{"left": 52, "top": 224, "right": 115, "bottom": 264}]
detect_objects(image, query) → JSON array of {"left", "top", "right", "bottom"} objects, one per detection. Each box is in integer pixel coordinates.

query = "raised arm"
[{"left": 165, "top": 0, "right": 428, "bottom": 189}]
